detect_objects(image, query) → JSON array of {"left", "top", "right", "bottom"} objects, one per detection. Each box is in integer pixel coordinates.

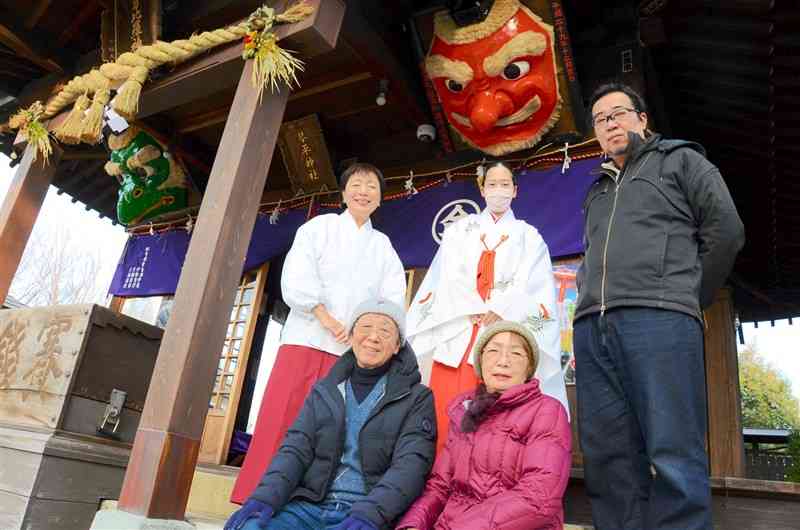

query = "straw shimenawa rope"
[{"left": 6, "top": 1, "right": 314, "bottom": 161}]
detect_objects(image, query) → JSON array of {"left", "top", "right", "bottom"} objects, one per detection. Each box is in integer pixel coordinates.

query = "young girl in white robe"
[{"left": 407, "top": 162, "right": 567, "bottom": 452}]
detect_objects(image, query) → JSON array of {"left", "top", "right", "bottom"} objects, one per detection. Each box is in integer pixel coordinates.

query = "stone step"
[
  {"left": 97, "top": 501, "right": 591, "bottom": 530},
  {"left": 184, "top": 513, "right": 226, "bottom": 530},
  {"left": 97, "top": 500, "right": 227, "bottom": 529},
  {"left": 187, "top": 464, "right": 240, "bottom": 520},
  {"left": 188, "top": 519, "right": 591, "bottom": 530},
  {"left": 185, "top": 465, "right": 595, "bottom": 529}
]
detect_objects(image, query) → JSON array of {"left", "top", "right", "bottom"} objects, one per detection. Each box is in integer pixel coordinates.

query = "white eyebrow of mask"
[
  {"left": 425, "top": 55, "right": 474, "bottom": 86},
  {"left": 483, "top": 32, "right": 547, "bottom": 78}
]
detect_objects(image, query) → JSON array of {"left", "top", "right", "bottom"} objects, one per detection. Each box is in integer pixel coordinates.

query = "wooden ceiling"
[
  {"left": 0, "top": 0, "right": 443, "bottom": 209},
  {"left": 0, "top": 0, "right": 799, "bottom": 321},
  {"left": 647, "top": 0, "right": 800, "bottom": 322}
]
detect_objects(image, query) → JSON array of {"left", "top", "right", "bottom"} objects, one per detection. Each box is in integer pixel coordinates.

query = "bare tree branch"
[{"left": 9, "top": 220, "right": 105, "bottom": 306}]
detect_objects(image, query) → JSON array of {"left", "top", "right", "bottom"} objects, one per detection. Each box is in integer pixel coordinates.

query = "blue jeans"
[
  {"left": 239, "top": 500, "right": 350, "bottom": 530},
  {"left": 574, "top": 308, "right": 711, "bottom": 530}
]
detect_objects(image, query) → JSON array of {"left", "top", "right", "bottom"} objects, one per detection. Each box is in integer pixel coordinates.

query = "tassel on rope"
[
  {"left": 242, "top": 2, "right": 313, "bottom": 101},
  {"left": 80, "top": 69, "right": 113, "bottom": 144},
  {"left": 251, "top": 32, "right": 304, "bottom": 100},
  {"left": 80, "top": 87, "right": 111, "bottom": 144},
  {"left": 112, "top": 66, "right": 149, "bottom": 119},
  {"left": 9, "top": 102, "right": 52, "bottom": 162},
  {"left": 55, "top": 93, "right": 90, "bottom": 144}
]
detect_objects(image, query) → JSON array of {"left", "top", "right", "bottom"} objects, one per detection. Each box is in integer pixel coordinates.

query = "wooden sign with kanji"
[{"left": 278, "top": 114, "right": 338, "bottom": 194}]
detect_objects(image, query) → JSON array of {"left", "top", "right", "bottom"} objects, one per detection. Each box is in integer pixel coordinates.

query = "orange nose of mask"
[{"left": 470, "top": 90, "right": 515, "bottom": 133}]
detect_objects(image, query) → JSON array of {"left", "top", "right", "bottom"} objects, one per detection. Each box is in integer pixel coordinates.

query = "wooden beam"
[
  {"left": 62, "top": 148, "right": 108, "bottom": 161},
  {"left": 0, "top": 53, "right": 44, "bottom": 73},
  {"left": 56, "top": 2, "right": 102, "bottom": 47},
  {"left": 84, "top": 185, "right": 118, "bottom": 210},
  {"left": 46, "top": 0, "right": 343, "bottom": 132},
  {"left": 0, "top": 69, "right": 29, "bottom": 80},
  {"left": 175, "top": 72, "right": 373, "bottom": 134},
  {"left": 290, "top": 71, "right": 372, "bottom": 101},
  {"left": 134, "top": 0, "right": 341, "bottom": 119},
  {"left": 115, "top": 1, "right": 345, "bottom": 520},
  {"left": 54, "top": 159, "right": 106, "bottom": 193},
  {"left": 25, "top": 0, "right": 53, "bottom": 29},
  {"left": 0, "top": 143, "right": 63, "bottom": 305},
  {"left": 341, "top": 4, "right": 428, "bottom": 124},
  {"left": 704, "top": 287, "right": 746, "bottom": 478},
  {"left": 0, "top": 10, "right": 64, "bottom": 73},
  {"left": 131, "top": 120, "right": 212, "bottom": 174},
  {"left": 328, "top": 103, "right": 382, "bottom": 120},
  {"left": 77, "top": 162, "right": 113, "bottom": 195},
  {"left": 175, "top": 107, "right": 229, "bottom": 134},
  {"left": 729, "top": 275, "right": 800, "bottom": 313},
  {"left": 147, "top": 0, "right": 163, "bottom": 42},
  {"left": 170, "top": 0, "right": 244, "bottom": 32},
  {"left": 5, "top": 72, "right": 68, "bottom": 120},
  {"left": 94, "top": 191, "right": 120, "bottom": 221}
]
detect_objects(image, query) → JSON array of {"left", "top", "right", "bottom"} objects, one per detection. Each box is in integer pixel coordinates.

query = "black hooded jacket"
[
  {"left": 249, "top": 343, "right": 436, "bottom": 529},
  {"left": 575, "top": 133, "right": 745, "bottom": 321}
]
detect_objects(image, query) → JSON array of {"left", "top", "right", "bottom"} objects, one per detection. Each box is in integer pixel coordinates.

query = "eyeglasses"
[
  {"left": 354, "top": 323, "right": 397, "bottom": 342},
  {"left": 592, "top": 108, "right": 636, "bottom": 128}
]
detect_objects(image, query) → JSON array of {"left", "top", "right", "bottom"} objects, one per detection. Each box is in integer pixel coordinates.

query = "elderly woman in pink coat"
[{"left": 397, "top": 321, "right": 571, "bottom": 530}]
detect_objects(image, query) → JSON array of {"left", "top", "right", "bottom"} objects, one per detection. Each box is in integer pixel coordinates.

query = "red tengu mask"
[{"left": 426, "top": 0, "right": 561, "bottom": 155}]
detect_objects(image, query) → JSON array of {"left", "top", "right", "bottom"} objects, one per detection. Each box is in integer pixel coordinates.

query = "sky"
[
  {"left": 739, "top": 319, "right": 800, "bottom": 401},
  {"left": 0, "top": 154, "right": 128, "bottom": 304}
]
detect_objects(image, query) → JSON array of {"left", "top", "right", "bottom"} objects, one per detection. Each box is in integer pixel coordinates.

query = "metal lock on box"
[{"left": 97, "top": 388, "right": 127, "bottom": 439}]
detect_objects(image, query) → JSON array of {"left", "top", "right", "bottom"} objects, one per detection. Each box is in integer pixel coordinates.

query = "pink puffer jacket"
[{"left": 396, "top": 379, "right": 571, "bottom": 530}]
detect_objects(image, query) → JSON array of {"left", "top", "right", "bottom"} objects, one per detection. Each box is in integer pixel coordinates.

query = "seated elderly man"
[{"left": 225, "top": 298, "right": 437, "bottom": 530}]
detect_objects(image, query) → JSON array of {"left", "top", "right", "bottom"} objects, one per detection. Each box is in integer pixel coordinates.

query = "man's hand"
[
  {"left": 224, "top": 500, "right": 273, "bottom": 530},
  {"left": 312, "top": 305, "right": 349, "bottom": 344},
  {"left": 480, "top": 310, "right": 502, "bottom": 327}
]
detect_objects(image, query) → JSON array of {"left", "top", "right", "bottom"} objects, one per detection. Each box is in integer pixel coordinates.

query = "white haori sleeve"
[
  {"left": 407, "top": 219, "right": 487, "bottom": 367},
  {"left": 281, "top": 219, "right": 325, "bottom": 318},
  {"left": 486, "top": 224, "right": 568, "bottom": 416}
]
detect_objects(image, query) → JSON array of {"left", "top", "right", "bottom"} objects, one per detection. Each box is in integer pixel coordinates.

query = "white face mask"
[{"left": 484, "top": 188, "right": 514, "bottom": 213}]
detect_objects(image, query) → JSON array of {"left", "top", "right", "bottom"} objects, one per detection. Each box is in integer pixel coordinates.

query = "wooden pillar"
[
  {"left": 704, "top": 287, "right": 746, "bottom": 477},
  {"left": 567, "top": 385, "right": 583, "bottom": 468},
  {"left": 0, "top": 144, "right": 62, "bottom": 305},
  {"left": 109, "top": 295, "right": 126, "bottom": 313},
  {"left": 116, "top": 1, "right": 344, "bottom": 520}
]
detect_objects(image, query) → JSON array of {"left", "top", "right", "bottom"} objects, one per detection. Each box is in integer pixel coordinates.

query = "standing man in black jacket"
[
  {"left": 574, "top": 82, "right": 744, "bottom": 530},
  {"left": 225, "top": 298, "right": 436, "bottom": 530}
]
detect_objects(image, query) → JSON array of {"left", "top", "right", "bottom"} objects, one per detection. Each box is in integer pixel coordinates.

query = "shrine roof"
[{"left": 0, "top": 0, "right": 797, "bottom": 321}]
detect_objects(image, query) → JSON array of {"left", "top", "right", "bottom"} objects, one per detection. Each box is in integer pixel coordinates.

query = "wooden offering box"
[{"left": 0, "top": 304, "right": 162, "bottom": 529}]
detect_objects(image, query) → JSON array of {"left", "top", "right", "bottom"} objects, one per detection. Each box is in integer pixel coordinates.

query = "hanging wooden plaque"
[
  {"left": 101, "top": 0, "right": 162, "bottom": 62},
  {"left": 277, "top": 114, "right": 338, "bottom": 195}
]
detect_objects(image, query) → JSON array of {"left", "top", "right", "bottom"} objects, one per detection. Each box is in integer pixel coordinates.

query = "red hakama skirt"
[
  {"left": 428, "top": 323, "right": 480, "bottom": 454},
  {"left": 230, "top": 344, "right": 337, "bottom": 504}
]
